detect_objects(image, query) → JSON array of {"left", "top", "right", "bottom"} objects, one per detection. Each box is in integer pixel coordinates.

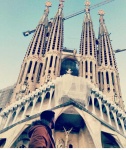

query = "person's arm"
[{"left": 34, "top": 126, "right": 48, "bottom": 148}]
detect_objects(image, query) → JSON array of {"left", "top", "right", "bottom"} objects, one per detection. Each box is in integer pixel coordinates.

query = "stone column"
[
  {"left": 120, "top": 119, "right": 126, "bottom": 135},
  {"left": 39, "top": 93, "right": 46, "bottom": 112},
  {"left": 105, "top": 105, "right": 112, "bottom": 125},
  {"left": 51, "top": 55, "right": 56, "bottom": 76},
  {"left": 46, "top": 55, "right": 51, "bottom": 76},
  {"left": 21, "top": 101, "right": 30, "bottom": 120},
  {"left": 12, "top": 106, "right": 22, "bottom": 124},
  {"left": 30, "top": 97, "right": 38, "bottom": 116},
  {"left": 0, "top": 115, "right": 3, "bottom": 126},
  {"left": 91, "top": 94, "right": 95, "bottom": 114},
  {"left": 98, "top": 99, "right": 103, "bottom": 120},
  {"left": 55, "top": 57, "right": 60, "bottom": 76},
  {"left": 113, "top": 113, "right": 119, "bottom": 131},
  {"left": 4, "top": 111, "right": 12, "bottom": 128},
  {"left": 47, "top": 89, "right": 54, "bottom": 109}
]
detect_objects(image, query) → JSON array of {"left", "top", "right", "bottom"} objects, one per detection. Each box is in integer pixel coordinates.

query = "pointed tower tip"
[
  {"left": 85, "top": 0, "right": 91, "bottom": 6},
  {"left": 98, "top": 10, "right": 105, "bottom": 16},
  {"left": 45, "top": 1, "right": 52, "bottom": 7},
  {"left": 98, "top": 10, "right": 105, "bottom": 24},
  {"left": 85, "top": 0, "right": 90, "bottom": 13},
  {"left": 59, "top": 0, "right": 65, "bottom": 9}
]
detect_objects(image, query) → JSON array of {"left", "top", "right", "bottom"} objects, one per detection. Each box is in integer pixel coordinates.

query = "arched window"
[
  {"left": 36, "top": 63, "right": 43, "bottom": 82},
  {"left": 102, "top": 72, "right": 104, "bottom": 84},
  {"left": 101, "top": 132, "right": 120, "bottom": 148},
  {"left": 43, "top": 57, "right": 48, "bottom": 76},
  {"left": 69, "top": 144, "right": 73, "bottom": 148},
  {"left": 106, "top": 72, "right": 109, "bottom": 84},
  {"left": 0, "top": 138, "right": 6, "bottom": 148},
  {"left": 98, "top": 72, "right": 100, "bottom": 84},
  {"left": 27, "top": 61, "right": 32, "bottom": 73},
  {"left": 54, "top": 56, "right": 57, "bottom": 68},
  {"left": 90, "top": 61, "right": 92, "bottom": 73},
  {"left": 111, "top": 72, "right": 115, "bottom": 85},
  {"left": 85, "top": 61, "right": 88, "bottom": 72},
  {"left": 50, "top": 56, "right": 53, "bottom": 67},
  {"left": 60, "top": 58, "right": 79, "bottom": 76},
  {"left": 33, "top": 61, "right": 37, "bottom": 74}
]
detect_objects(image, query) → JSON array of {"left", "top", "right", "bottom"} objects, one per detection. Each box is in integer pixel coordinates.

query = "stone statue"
[
  {"left": 66, "top": 68, "right": 72, "bottom": 74},
  {"left": 63, "top": 127, "right": 73, "bottom": 148},
  {"left": 56, "top": 139, "right": 64, "bottom": 148}
]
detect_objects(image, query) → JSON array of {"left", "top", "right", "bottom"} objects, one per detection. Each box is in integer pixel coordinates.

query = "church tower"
[
  {"left": 42, "top": 0, "right": 64, "bottom": 80},
  {"left": 11, "top": 2, "right": 52, "bottom": 102},
  {"left": 97, "top": 10, "right": 124, "bottom": 109},
  {"left": 1, "top": 0, "right": 126, "bottom": 148},
  {"left": 79, "top": 0, "right": 97, "bottom": 84}
]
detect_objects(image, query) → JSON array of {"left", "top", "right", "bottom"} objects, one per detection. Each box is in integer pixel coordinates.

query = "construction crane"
[
  {"left": 114, "top": 49, "right": 126, "bottom": 53},
  {"left": 23, "top": 0, "right": 115, "bottom": 36},
  {"left": 64, "top": 0, "right": 115, "bottom": 20}
]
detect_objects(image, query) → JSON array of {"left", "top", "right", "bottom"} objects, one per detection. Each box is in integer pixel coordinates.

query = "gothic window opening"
[
  {"left": 101, "top": 132, "right": 120, "bottom": 148},
  {"left": 50, "top": 56, "right": 53, "bottom": 68},
  {"left": 98, "top": 72, "right": 100, "bottom": 84},
  {"left": 60, "top": 58, "right": 79, "bottom": 76},
  {"left": 27, "top": 61, "right": 32, "bottom": 74},
  {"left": 111, "top": 72, "right": 115, "bottom": 85},
  {"left": 102, "top": 72, "right": 104, "bottom": 84},
  {"left": 69, "top": 144, "right": 73, "bottom": 148},
  {"left": 43, "top": 57, "right": 48, "bottom": 76},
  {"left": 85, "top": 61, "right": 88, "bottom": 72},
  {"left": 36, "top": 63, "right": 43, "bottom": 82},
  {"left": 54, "top": 56, "right": 57, "bottom": 68},
  {"left": 0, "top": 138, "right": 6, "bottom": 148},
  {"left": 106, "top": 72, "right": 109, "bottom": 84},
  {"left": 33, "top": 61, "right": 37, "bottom": 74},
  {"left": 90, "top": 61, "right": 92, "bottom": 73}
]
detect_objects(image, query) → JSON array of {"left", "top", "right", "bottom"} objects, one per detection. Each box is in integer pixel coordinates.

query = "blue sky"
[{"left": 0, "top": 0, "right": 126, "bottom": 104}]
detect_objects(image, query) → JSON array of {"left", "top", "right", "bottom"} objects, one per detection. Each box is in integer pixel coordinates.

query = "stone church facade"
[{"left": 0, "top": 0, "right": 126, "bottom": 148}]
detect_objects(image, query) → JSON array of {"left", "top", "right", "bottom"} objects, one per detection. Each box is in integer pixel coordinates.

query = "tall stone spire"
[
  {"left": 42, "top": 0, "right": 64, "bottom": 80},
  {"left": 79, "top": 0, "right": 97, "bottom": 84},
  {"left": 97, "top": 10, "right": 124, "bottom": 109},
  {"left": 11, "top": 2, "right": 52, "bottom": 102}
]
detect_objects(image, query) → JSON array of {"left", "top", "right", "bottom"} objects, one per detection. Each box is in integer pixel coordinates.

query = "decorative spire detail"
[
  {"left": 59, "top": 0, "right": 65, "bottom": 9},
  {"left": 98, "top": 10, "right": 105, "bottom": 24},
  {"left": 45, "top": 1, "right": 52, "bottom": 12},
  {"left": 85, "top": 0, "right": 90, "bottom": 13}
]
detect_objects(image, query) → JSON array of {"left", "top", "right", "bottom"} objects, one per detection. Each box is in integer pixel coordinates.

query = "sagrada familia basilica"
[{"left": 0, "top": 0, "right": 126, "bottom": 148}]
